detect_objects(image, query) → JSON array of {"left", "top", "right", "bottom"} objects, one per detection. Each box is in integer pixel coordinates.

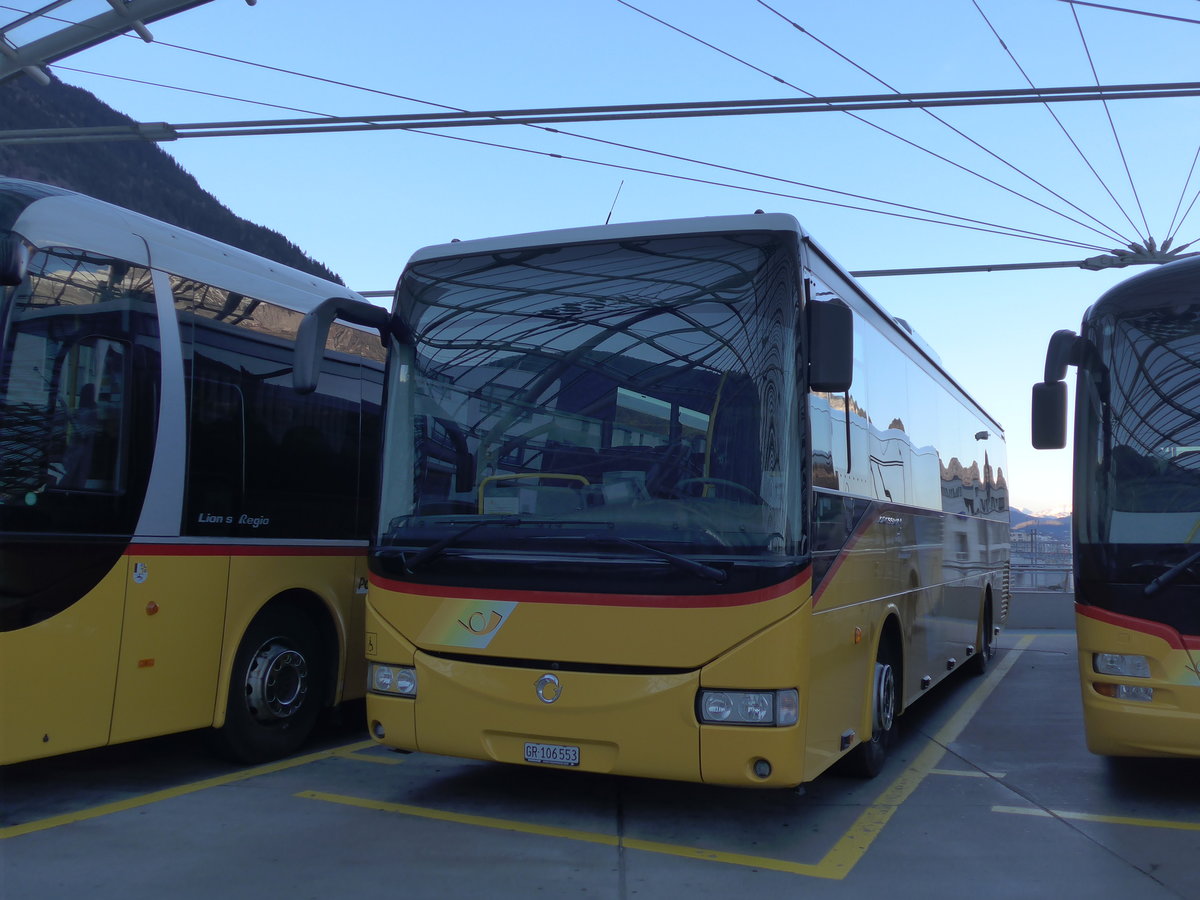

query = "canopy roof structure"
[{"left": 0, "top": 0, "right": 252, "bottom": 86}]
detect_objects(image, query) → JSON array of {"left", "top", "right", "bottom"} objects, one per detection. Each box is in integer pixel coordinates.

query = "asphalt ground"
[{"left": 3, "top": 628, "right": 1198, "bottom": 900}]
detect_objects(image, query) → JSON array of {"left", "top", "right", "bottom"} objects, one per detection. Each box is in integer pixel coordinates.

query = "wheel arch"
[{"left": 211, "top": 587, "right": 344, "bottom": 729}]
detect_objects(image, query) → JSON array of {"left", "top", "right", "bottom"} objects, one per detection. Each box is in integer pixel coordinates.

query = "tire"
[
  {"left": 843, "top": 645, "right": 898, "bottom": 778},
  {"left": 967, "top": 599, "right": 993, "bottom": 678},
  {"left": 211, "top": 606, "right": 325, "bottom": 764}
]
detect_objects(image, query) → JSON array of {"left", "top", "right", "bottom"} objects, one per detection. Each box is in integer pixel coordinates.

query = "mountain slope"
[{"left": 0, "top": 74, "right": 341, "bottom": 284}]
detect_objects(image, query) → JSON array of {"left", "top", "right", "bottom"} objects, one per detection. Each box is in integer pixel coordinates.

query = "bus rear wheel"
[
  {"left": 844, "top": 648, "right": 897, "bottom": 778},
  {"left": 968, "top": 599, "right": 994, "bottom": 677},
  {"left": 212, "top": 607, "right": 325, "bottom": 764}
]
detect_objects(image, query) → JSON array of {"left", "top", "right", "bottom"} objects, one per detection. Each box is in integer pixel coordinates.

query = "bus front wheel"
[
  {"left": 212, "top": 607, "right": 325, "bottom": 764},
  {"left": 843, "top": 648, "right": 897, "bottom": 778}
]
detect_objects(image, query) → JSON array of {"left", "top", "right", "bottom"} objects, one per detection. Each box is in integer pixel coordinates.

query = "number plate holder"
[{"left": 523, "top": 741, "right": 580, "bottom": 767}]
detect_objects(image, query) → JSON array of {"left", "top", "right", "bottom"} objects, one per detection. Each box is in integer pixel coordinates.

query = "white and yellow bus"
[
  {"left": 1033, "top": 255, "right": 1200, "bottom": 758},
  {"left": 0, "top": 178, "right": 383, "bottom": 765},
  {"left": 298, "top": 214, "right": 1010, "bottom": 787}
]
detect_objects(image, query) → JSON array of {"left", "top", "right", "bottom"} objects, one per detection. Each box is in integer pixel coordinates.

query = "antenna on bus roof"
[{"left": 604, "top": 180, "right": 625, "bottom": 225}]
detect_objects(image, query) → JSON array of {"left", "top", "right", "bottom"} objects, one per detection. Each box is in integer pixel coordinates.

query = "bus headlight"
[
  {"left": 698, "top": 689, "right": 798, "bottom": 726},
  {"left": 1093, "top": 653, "right": 1151, "bottom": 678},
  {"left": 370, "top": 663, "right": 417, "bottom": 697}
]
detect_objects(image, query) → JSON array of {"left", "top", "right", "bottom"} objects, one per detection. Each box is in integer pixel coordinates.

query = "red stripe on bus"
[
  {"left": 371, "top": 569, "right": 812, "bottom": 609},
  {"left": 1076, "top": 603, "right": 1200, "bottom": 650},
  {"left": 811, "top": 508, "right": 880, "bottom": 609},
  {"left": 126, "top": 544, "right": 364, "bottom": 557}
]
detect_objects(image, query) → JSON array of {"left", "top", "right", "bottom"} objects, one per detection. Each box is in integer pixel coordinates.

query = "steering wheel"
[{"left": 674, "top": 477, "right": 764, "bottom": 504}]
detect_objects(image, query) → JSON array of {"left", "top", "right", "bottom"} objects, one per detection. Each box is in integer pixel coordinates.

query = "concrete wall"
[{"left": 1007, "top": 590, "right": 1076, "bottom": 630}]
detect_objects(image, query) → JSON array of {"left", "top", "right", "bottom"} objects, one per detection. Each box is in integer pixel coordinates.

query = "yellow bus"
[
  {"left": 297, "top": 214, "right": 1010, "bottom": 787},
  {"left": 0, "top": 178, "right": 383, "bottom": 764},
  {"left": 1033, "top": 255, "right": 1200, "bottom": 758}
]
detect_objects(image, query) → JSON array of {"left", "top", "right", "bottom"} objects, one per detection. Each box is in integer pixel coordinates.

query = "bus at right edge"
[{"left": 1032, "top": 254, "right": 1200, "bottom": 758}]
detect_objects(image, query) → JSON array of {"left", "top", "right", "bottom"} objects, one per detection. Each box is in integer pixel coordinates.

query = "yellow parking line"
[
  {"left": 333, "top": 747, "right": 407, "bottom": 765},
  {"left": 820, "top": 633, "right": 1033, "bottom": 877},
  {"left": 0, "top": 740, "right": 376, "bottom": 840},
  {"left": 298, "top": 790, "right": 834, "bottom": 876},
  {"left": 993, "top": 805, "right": 1200, "bottom": 832},
  {"left": 299, "top": 791, "right": 621, "bottom": 846},
  {"left": 301, "top": 635, "right": 1035, "bottom": 880}
]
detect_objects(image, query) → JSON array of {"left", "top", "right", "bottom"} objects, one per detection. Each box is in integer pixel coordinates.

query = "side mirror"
[
  {"left": 1031, "top": 380, "right": 1068, "bottom": 449},
  {"left": 0, "top": 234, "right": 30, "bottom": 286},
  {"left": 294, "top": 296, "right": 394, "bottom": 394},
  {"left": 808, "top": 298, "right": 853, "bottom": 393}
]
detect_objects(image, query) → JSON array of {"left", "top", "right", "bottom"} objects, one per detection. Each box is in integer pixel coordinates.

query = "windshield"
[
  {"left": 0, "top": 244, "right": 158, "bottom": 535},
  {"left": 1076, "top": 297, "right": 1200, "bottom": 632},
  {"left": 377, "top": 231, "right": 806, "bottom": 594}
]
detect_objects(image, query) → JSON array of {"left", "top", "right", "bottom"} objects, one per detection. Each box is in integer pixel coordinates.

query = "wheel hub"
[
  {"left": 244, "top": 639, "right": 309, "bottom": 723},
  {"left": 874, "top": 662, "right": 896, "bottom": 735}
]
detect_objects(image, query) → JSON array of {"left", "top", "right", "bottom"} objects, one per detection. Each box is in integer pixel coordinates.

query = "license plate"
[{"left": 523, "top": 741, "right": 580, "bottom": 767}]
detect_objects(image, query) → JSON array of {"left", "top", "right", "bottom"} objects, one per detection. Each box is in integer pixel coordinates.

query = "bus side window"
[{"left": 57, "top": 382, "right": 99, "bottom": 488}]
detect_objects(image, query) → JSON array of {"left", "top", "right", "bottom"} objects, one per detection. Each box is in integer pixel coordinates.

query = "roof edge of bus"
[
  {"left": 405, "top": 212, "right": 806, "bottom": 263},
  {"left": 1087, "top": 252, "right": 1200, "bottom": 320},
  {"left": 2, "top": 176, "right": 363, "bottom": 307}
]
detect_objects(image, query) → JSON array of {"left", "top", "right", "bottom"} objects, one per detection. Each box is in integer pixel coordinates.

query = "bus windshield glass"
[
  {"left": 1080, "top": 301, "right": 1200, "bottom": 607},
  {"left": 378, "top": 231, "right": 805, "bottom": 591},
  {"left": 0, "top": 245, "right": 157, "bottom": 536}
]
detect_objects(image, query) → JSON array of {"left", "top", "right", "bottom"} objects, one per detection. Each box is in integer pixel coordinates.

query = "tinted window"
[
  {"left": 174, "top": 278, "right": 378, "bottom": 540},
  {"left": 0, "top": 248, "right": 158, "bottom": 534}
]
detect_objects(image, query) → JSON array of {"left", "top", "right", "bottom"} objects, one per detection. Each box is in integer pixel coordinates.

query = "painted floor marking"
[
  {"left": 302, "top": 634, "right": 1036, "bottom": 881},
  {"left": 0, "top": 739, "right": 376, "bottom": 840},
  {"left": 993, "top": 805, "right": 1200, "bottom": 832},
  {"left": 298, "top": 789, "right": 836, "bottom": 877},
  {"left": 931, "top": 768, "right": 1007, "bottom": 779},
  {"left": 333, "top": 746, "right": 407, "bottom": 765},
  {"left": 818, "top": 633, "right": 1033, "bottom": 878}
]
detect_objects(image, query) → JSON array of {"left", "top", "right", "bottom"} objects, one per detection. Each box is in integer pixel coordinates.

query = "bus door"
[{"left": 0, "top": 318, "right": 132, "bottom": 758}]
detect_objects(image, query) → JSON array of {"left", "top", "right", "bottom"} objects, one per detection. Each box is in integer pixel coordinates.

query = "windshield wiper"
[
  {"left": 1144, "top": 548, "right": 1200, "bottom": 596},
  {"left": 383, "top": 515, "right": 523, "bottom": 573},
  {"left": 588, "top": 534, "right": 728, "bottom": 584},
  {"left": 382, "top": 518, "right": 727, "bottom": 583},
  {"left": 382, "top": 516, "right": 608, "bottom": 573}
]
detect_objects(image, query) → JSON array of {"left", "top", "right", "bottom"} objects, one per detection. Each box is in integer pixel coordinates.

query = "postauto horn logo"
[{"left": 535, "top": 673, "right": 562, "bottom": 704}]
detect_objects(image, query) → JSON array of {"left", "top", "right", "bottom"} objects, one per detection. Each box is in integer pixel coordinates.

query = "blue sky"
[{"left": 8, "top": 0, "right": 1200, "bottom": 514}]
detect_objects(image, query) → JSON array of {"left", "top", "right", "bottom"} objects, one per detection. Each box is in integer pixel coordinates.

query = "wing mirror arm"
[
  {"left": 293, "top": 296, "right": 400, "bottom": 394},
  {"left": 1031, "top": 329, "right": 1081, "bottom": 450}
]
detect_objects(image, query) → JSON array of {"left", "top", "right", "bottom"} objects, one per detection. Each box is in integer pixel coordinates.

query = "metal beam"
[{"left": 3, "top": 80, "right": 1199, "bottom": 143}]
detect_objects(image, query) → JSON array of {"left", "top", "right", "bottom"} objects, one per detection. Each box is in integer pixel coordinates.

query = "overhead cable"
[
  {"left": 47, "top": 64, "right": 1111, "bottom": 252},
  {"left": 400, "top": 127, "right": 1110, "bottom": 252},
  {"left": 1070, "top": 4, "right": 1151, "bottom": 241},
  {"left": 972, "top": 0, "right": 1138, "bottom": 246},
  {"left": 1056, "top": 1, "right": 1200, "bottom": 26},
  {"left": 613, "top": 0, "right": 1159, "bottom": 249},
  {"left": 757, "top": 0, "right": 1132, "bottom": 247},
  {"left": 10, "top": 2, "right": 1113, "bottom": 252},
  {"left": 54, "top": 64, "right": 328, "bottom": 116},
  {"left": 1166, "top": 144, "right": 1200, "bottom": 242}
]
